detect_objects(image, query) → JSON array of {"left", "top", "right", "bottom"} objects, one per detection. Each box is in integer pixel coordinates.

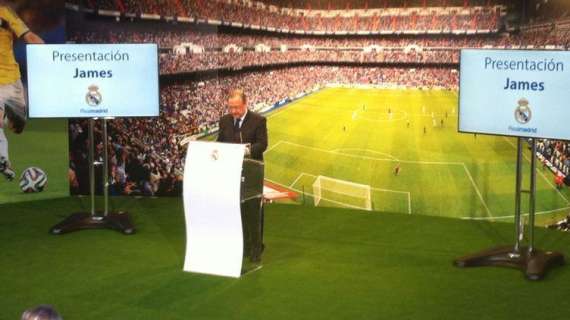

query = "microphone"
[{"left": 240, "top": 132, "right": 243, "bottom": 144}]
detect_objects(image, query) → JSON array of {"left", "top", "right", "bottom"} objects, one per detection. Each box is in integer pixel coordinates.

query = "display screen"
[
  {"left": 459, "top": 49, "right": 570, "bottom": 140},
  {"left": 27, "top": 43, "right": 159, "bottom": 118}
]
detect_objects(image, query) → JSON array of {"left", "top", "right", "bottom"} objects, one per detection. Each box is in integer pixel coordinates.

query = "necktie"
[{"left": 233, "top": 119, "right": 241, "bottom": 143}]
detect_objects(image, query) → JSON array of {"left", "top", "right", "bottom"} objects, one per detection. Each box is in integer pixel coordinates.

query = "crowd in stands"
[
  {"left": 158, "top": 50, "right": 458, "bottom": 73},
  {"left": 259, "top": 0, "right": 502, "bottom": 10},
  {"left": 67, "top": 21, "right": 570, "bottom": 73},
  {"left": 65, "top": 2, "right": 570, "bottom": 197},
  {"left": 68, "top": 28, "right": 565, "bottom": 50},
  {"left": 72, "top": 28, "right": 569, "bottom": 49},
  {"left": 68, "top": 0, "right": 501, "bottom": 33},
  {"left": 69, "top": 66, "right": 457, "bottom": 196},
  {"left": 537, "top": 140, "right": 570, "bottom": 178},
  {"left": 69, "top": 117, "right": 185, "bottom": 196}
]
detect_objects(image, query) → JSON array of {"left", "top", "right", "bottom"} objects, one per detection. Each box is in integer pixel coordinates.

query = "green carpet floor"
[{"left": 1, "top": 197, "right": 569, "bottom": 319}]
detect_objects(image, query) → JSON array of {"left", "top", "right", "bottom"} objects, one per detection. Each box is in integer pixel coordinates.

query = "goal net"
[{"left": 312, "top": 175, "right": 372, "bottom": 211}]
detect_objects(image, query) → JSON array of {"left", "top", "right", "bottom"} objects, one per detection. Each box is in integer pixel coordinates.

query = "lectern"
[{"left": 183, "top": 141, "right": 264, "bottom": 278}]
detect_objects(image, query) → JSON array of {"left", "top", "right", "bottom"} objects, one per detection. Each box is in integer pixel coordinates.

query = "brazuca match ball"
[{"left": 19, "top": 167, "right": 48, "bottom": 193}]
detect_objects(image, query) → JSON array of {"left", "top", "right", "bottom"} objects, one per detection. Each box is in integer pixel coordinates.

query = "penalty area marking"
[
  {"left": 288, "top": 172, "right": 412, "bottom": 214},
  {"left": 266, "top": 177, "right": 368, "bottom": 211},
  {"left": 266, "top": 140, "right": 490, "bottom": 217}
]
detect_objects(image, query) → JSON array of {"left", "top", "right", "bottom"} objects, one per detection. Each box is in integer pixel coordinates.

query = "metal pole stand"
[
  {"left": 454, "top": 138, "right": 564, "bottom": 280},
  {"left": 50, "top": 118, "right": 135, "bottom": 235}
]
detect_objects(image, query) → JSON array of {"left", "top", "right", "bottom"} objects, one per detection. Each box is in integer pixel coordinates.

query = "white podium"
[{"left": 183, "top": 141, "right": 245, "bottom": 278}]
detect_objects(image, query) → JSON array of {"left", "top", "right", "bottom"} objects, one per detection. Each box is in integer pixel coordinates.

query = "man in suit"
[
  {"left": 217, "top": 89, "right": 267, "bottom": 262},
  {"left": 217, "top": 89, "right": 267, "bottom": 161}
]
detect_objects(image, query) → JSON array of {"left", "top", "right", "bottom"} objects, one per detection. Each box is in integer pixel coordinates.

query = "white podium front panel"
[{"left": 183, "top": 141, "right": 245, "bottom": 278}]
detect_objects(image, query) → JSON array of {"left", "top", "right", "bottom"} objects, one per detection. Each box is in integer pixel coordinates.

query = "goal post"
[{"left": 312, "top": 175, "right": 372, "bottom": 211}]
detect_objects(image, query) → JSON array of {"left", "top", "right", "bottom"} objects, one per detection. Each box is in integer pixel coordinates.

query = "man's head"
[{"left": 228, "top": 89, "right": 247, "bottom": 119}]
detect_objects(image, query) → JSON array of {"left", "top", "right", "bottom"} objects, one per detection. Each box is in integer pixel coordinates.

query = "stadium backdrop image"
[{"left": 3, "top": 0, "right": 570, "bottom": 319}]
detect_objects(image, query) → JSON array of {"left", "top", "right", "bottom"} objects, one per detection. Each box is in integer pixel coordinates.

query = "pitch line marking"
[
  {"left": 407, "top": 193, "right": 412, "bottom": 215},
  {"left": 278, "top": 140, "right": 464, "bottom": 165},
  {"left": 502, "top": 137, "right": 570, "bottom": 204},
  {"left": 331, "top": 148, "right": 399, "bottom": 161},
  {"left": 265, "top": 178, "right": 367, "bottom": 211},
  {"left": 350, "top": 106, "right": 409, "bottom": 123},
  {"left": 287, "top": 172, "right": 412, "bottom": 214},
  {"left": 355, "top": 112, "right": 456, "bottom": 120},
  {"left": 357, "top": 113, "right": 408, "bottom": 123},
  {"left": 291, "top": 172, "right": 409, "bottom": 195},
  {"left": 407, "top": 112, "right": 458, "bottom": 118},
  {"left": 265, "top": 140, "right": 283, "bottom": 154},
  {"left": 462, "top": 206, "right": 570, "bottom": 221},
  {"left": 462, "top": 164, "right": 493, "bottom": 218},
  {"left": 289, "top": 172, "right": 306, "bottom": 188},
  {"left": 242, "top": 265, "right": 263, "bottom": 276},
  {"left": 269, "top": 140, "right": 486, "bottom": 216}
]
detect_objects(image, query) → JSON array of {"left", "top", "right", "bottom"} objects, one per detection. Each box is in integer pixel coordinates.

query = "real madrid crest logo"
[
  {"left": 210, "top": 149, "right": 219, "bottom": 161},
  {"left": 85, "top": 85, "right": 102, "bottom": 107},
  {"left": 514, "top": 98, "right": 532, "bottom": 124}
]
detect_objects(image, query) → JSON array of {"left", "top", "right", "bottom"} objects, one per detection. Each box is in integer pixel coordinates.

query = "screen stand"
[
  {"left": 50, "top": 118, "right": 135, "bottom": 235},
  {"left": 454, "top": 138, "right": 564, "bottom": 280}
]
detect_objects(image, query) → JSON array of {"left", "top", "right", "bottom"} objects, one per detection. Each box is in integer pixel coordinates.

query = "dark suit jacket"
[{"left": 217, "top": 110, "right": 268, "bottom": 161}]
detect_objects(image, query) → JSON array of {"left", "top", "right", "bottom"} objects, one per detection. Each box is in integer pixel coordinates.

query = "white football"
[{"left": 19, "top": 167, "right": 48, "bottom": 193}]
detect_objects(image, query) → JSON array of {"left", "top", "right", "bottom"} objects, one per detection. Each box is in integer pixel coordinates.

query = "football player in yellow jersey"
[{"left": 0, "top": 2, "right": 44, "bottom": 180}]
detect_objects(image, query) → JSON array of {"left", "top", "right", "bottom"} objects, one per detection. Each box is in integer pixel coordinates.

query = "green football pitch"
[
  {"left": 264, "top": 87, "right": 570, "bottom": 222},
  {"left": 0, "top": 119, "right": 69, "bottom": 203},
  {"left": 1, "top": 197, "right": 570, "bottom": 320}
]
